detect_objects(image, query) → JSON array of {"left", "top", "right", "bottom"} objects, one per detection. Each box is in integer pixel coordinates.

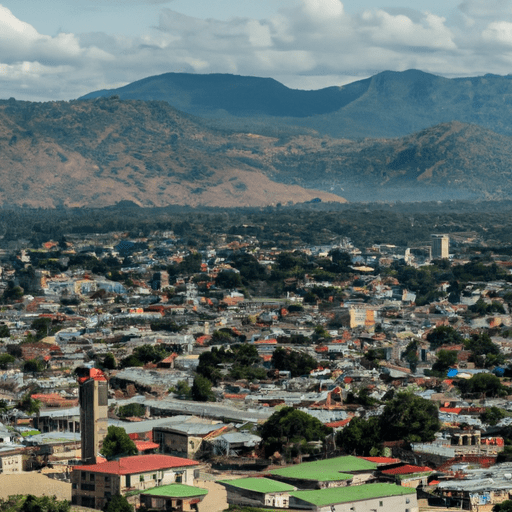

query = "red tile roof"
[
  {"left": 134, "top": 440, "right": 160, "bottom": 451},
  {"left": 73, "top": 454, "right": 198, "bottom": 475},
  {"left": 382, "top": 464, "right": 432, "bottom": 475},
  {"left": 325, "top": 418, "right": 352, "bottom": 428},
  {"left": 440, "top": 407, "right": 462, "bottom": 414}
]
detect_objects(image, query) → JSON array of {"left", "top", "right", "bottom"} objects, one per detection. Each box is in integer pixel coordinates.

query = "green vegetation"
[
  {"left": 480, "top": 407, "right": 506, "bottom": 426},
  {"left": 102, "top": 495, "right": 133, "bottom": 512},
  {"left": 100, "top": 426, "right": 138, "bottom": 460},
  {"left": 426, "top": 325, "right": 466, "bottom": 349},
  {"left": 271, "top": 347, "right": 317, "bottom": 377},
  {"left": 171, "top": 380, "right": 192, "bottom": 399},
  {"left": 117, "top": 403, "right": 145, "bottom": 419},
  {"left": 338, "top": 392, "right": 441, "bottom": 455},
  {"left": 260, "top": 407, "right": 332, "bottom": 458},
  {"left": 16, "top": 394, "right": 40, "bottom": 415},
  {"left": 493, "top": 501, "right": 512, "bottom": 512},
  {"left": 457, "top": 373, "right": 508, "bottom": 398},
  {"left": 191, "top": 375, "right": 216, "bottom": 402},
  {"left": 0, "top": 495, "right": 69, "bottom": 512},
  {"left": 121, "top": 344, "right": 169, "bottom": 367}
]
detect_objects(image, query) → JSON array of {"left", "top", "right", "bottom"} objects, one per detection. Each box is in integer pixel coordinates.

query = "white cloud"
[
  {"left": 3, "top": 1, "right": 512, "bottom": 101},
  {"left": 482, "top": 21, "right": 512, "bottom": 46}
]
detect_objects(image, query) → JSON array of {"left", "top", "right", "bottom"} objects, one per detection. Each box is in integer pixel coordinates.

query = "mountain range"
[
  {"left": 2, "top": 70, "right": 512, "bottom": 208},
  {"left": 80, "top": 69, "right": 512, "bottom": 139}
]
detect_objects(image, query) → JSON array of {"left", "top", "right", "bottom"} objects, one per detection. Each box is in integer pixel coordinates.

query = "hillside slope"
[
  {"left": 80, "top": 70, "right": 512, "bottom": 139},
  {"left": 1, "top": 98, "right": 512, "bottom": 207}
]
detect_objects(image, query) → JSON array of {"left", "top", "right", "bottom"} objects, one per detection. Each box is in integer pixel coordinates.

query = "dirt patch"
[{"left": 0, "top": 472, "right": 71, "bottom": 501}]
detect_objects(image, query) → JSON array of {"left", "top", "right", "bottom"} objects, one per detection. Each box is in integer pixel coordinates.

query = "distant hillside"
[
  {"left": 0, "top": 97, "right": 345, "bottom": 208},
  {"left": 1, "top": 98, "right": 512, "bottom": 207},
  {"left": 80, "top": 70, "right": 512, "bottom": 139}
]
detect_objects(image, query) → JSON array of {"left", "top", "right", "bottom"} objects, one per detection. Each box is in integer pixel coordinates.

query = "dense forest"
[{"left": 2, "top": 200, "right": 512, "bottom": 250}]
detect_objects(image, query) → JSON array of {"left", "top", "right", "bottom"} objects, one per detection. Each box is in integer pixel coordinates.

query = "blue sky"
[{"left": 0, "top": 0, "right": 511, "bottom": 101}]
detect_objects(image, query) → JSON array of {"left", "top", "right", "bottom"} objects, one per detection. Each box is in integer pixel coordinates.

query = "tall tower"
[
  {"left": 77, "top": 368, "right": 108, "bottom": 465},
  {"left": 431, "top": 234, "right": 449, "bottom": 260}
]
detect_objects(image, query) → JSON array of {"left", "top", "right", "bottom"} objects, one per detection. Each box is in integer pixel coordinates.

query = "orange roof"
[
  {"left": 134, "top": 440, "right": 160, "bottom": 451},
  {"left": 73, "top": 454, "right": 198, "bottom": 475},
  {"left": 77, "top": 368, "right": 107, "bottom": 384},
  {"left": 325, "top": 418, "right": 352, "bottom": 428},
  {"left": 382, "top": 464, "right": 432, "bottom": 475},
  {"left": 440, "top": 407, "right": 462, "bottom": 414}
]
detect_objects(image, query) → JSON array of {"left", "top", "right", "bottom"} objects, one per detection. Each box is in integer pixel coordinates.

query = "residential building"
[
  {"left": 71, "top": 454, "right": 199, "bottom": 509},
  {"left": 139, "top": 483, "right": 208, "bottom": 511},
  {"left": 289, "top": 483, "right": 418, "bottom": 512},
  {"left": 218, "top": 477, "right": 296, "bottom": 508},
  {"left": 431, "top": 234, "right": 449, "bottom": 260}
]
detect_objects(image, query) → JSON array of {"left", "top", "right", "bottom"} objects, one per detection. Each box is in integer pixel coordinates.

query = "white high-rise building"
[{"left": 431, "top": 234, "right": 449, "bottom": 259}]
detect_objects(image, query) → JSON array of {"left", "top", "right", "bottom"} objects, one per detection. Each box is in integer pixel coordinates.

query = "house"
[
  {"left": 139, "top": 483, "right": 208, "bottom": 512},
  {"left": 379, "top": 465, "right": 433, "bottom": 488},
  {"left": 71, "top": 454, "right": 199, "bottom": 509},
  {"left": 153, "top": 422, "right": 228, "bottom": 459},
  {"left": 289, "top": 483, "right": 418, "bottom": 512},
  {"left": 209, "top": 432, "right": 262, "bottom": 457},
  {"left": 268, "top": 456, "right": 377, "bottom": 490},
  {"left": 434, "top": 462, "right": 512, "bottom": 511},
  {"left": 218, "top": 477, "right": 295, "bottom": 508}
]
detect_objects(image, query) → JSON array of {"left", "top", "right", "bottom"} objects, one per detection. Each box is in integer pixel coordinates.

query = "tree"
[
  {"left": 16, "top": 394, "right": 41, "bottom": 415},
  {"left": 172, "top": 380, "right": 192, "bottom": 399},
  {"left": 493, "top": 501, "right": 512, "bottom": 512},
  {"left": 260, "top": 407, "right": 332, "bottom": 458},
  {"left": 18, "top": 495, "right": 70, "bottom": 512},
  {"left": 426, "top": 325, "right": 465, "bottom": 349},
  {"left": 23, "top": 359, "right": 45, "bottom": 373},
  {"left": 465, "top": 332, "right": 504, "bottom": 368},
  {"left": 100, "top": 426, "right": 138, "bottom": 460},
  {"left": 0, "top": 324, "right": 10, "bottom": 338},
  {"left": 102, "top": 494, "right": 133, "bottom": 512},
  {"left": 117, "top": 403, "right": 145, "bottom": 419},
  {"left": 432, "top": 349, "right": 458, "bottom": 375},
  {"left": 457, "top": 373, "right": 507, "bottom": 398},
  {"left": 480, "top": 406, "right": 506, "bottom": 426},
  {"left": 271, "top": 347, "right": 317, "bottom": 377},
  {"left": 0, "top": 354, "right": 15, "bottom": 369},
  {"left": 337, "top": 416, "right": 382, "bottom": 456},
  {"left": 102, "top": 353, "right": 116, "bottom": 370},
  {"left": 191, "top": 375, "right": 215, "bottom": 402},
  {"left": 379, "top": 392, "right": 441, "bottom": 443}
]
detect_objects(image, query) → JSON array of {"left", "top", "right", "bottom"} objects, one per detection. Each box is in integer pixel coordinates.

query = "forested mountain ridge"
[
  {"left": 0, "top": 97, "right": 511, "bottom": 207},
  {"left": 80, "top": 69, "right": 512, "bottom": 139},
  {"left": 0, "top": 97, "right": 344, "bottom": 208}
]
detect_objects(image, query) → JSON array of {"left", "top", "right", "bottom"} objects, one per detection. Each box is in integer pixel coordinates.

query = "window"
[
  {"left": 80, "top": 483, "right": 95, "bottom": 492},
  {"left": 105, "top": 476, "right": 111, "bottom": 484},
  {"left": 72, "top": 484, "right": 77, "bottom": 490},
  {"left": 81, "top": 472, "right": 86, "bottom": 480},
  {"left": 406, "top": 498, "right": 410, "bottom": 504},
  {"left": 90, "top": 474, "right": 95, "bottom": 481},
  {"left": 140, "top": 475, "right": 145, "bottom": 482},
  {"left": 153, "top": 474, "right": 157, "bottom": 480},
  {"left": 379, "top": 502, "right": 384, "bottom": 507}
]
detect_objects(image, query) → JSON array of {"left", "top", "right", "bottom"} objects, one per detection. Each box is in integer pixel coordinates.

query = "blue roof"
[{"left": 447, "top": 369, "right": 458, "bottom": 378}]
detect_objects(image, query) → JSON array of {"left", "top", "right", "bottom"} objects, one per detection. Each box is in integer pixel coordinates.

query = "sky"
[{"left": 1, "top": 0, "right": 512, "bottom": 101}]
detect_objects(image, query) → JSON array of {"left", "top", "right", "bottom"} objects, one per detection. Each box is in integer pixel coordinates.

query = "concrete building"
[
  {"left": 431, "top": 234, "right": 449, "bottom": 260},
  {"left": 71, "top": 454, "right": 199, "bottom": 509},
  {"left": 77, "top": 368, "right": 108, "bottom": 465},
  {"left": 139, "top": 483, "right": 208, "bottom": 511},
  {"left": 218, "top": 477, "right": 296, "bottom": 509},
  {"left": 289, "top": 483, "right": 418, "bottom": 512}
]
